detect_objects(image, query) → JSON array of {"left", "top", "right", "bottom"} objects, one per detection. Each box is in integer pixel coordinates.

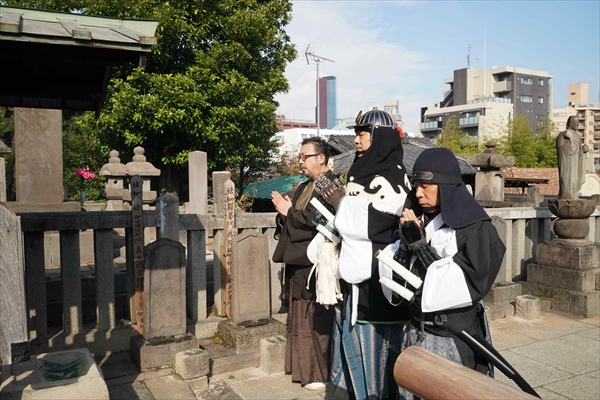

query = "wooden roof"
[{"left": 0, "top": 6, "right": 157, "bottom": 114}]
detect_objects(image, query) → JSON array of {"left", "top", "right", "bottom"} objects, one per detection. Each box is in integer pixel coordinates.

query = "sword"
[{"left": 376, "top": 251, "right": 541, "bottom": 398}]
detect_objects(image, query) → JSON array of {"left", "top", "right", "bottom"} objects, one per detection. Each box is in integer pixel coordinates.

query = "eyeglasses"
[{"left": 297, "top": 153, "right": 321, "bottom": 162}]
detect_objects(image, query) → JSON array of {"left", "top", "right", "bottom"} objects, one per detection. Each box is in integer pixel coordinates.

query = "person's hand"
[
  {"left": 322, "top": 183, "right": 345, "bottom": 208},
  {"left": 272, "top": 191, "right": 292, "bottom": 217},
  {"left": 400, "top": 209, "right": 422, "bottom": 226}
]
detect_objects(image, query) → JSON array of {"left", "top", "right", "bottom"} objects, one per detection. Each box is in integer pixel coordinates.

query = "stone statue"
[{"left": 556, "top": 116, "right": 588, "bottom": 199}]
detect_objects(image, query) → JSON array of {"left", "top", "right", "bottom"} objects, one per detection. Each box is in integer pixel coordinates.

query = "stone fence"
[{"left": 2, "top": 195, "right": 599, "bottom": 362}]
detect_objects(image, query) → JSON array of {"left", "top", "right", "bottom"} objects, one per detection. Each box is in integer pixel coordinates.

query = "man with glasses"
[{"left": 272, "top": 137, "right": 336, "bottom": 391}]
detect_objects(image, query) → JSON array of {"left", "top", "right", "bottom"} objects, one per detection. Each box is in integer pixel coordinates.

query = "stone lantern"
[
  {"left": 99, "top": 150, "right": 126, "bottom": 211},
  {"left": 466, "top": 141, "right": 515, "bottom": 203},
  {"left": 123, "top": 146, "right": 160, "bottom": 206}
]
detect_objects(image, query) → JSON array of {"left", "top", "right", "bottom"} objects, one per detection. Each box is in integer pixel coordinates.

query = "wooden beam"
[
  {"left": 0, "top": 12, "right": 21, "bottom": 33},
  {"left": 109, "top": 24, "right": 157, "bottom": 45},
  {"left": 394, "top": 346, "right": 538, "bottom": 400},
  {"left": 59, "top": 18, "right": 92, "bottom": 40}
]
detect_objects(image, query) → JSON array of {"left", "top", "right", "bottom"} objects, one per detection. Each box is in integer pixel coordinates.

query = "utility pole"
[{"left": 305, "top": 44, "right": 335, "bottom": 137}]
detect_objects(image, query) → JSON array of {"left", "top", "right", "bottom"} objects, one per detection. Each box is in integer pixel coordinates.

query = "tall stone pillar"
[{"left": 9, "top": 108, "right": 79, "bottom": 212}]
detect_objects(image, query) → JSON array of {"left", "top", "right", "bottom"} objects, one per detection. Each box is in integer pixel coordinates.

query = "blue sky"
[{"left": 275, "top": 0, "right": 600, "bottom": 132}]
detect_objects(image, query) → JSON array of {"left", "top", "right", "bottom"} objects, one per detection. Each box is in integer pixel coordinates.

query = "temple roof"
[{"left": 0, "top": 6, "right": 157, "bottom": 113}]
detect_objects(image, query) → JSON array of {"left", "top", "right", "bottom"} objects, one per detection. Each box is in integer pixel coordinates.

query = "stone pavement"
[{"left": 102, "top": 310, "right": 599, "bottom": 400}]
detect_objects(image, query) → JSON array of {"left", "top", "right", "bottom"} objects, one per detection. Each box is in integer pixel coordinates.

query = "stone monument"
[
  {"left": 524, "top": 117, "right": 599, "bottom": 317},
  {"left": 98, "top": 150, "right": 126, "bottom": 211},
  {"left": 216, "top": 230, "right": 285, "bottom": 353},
  {"left": 130, "top": 238, "right": 200, "bottom": 370},
  {"left": 8, "top": 108, "right": 79, "bottom": 212},
  {"left": 466, "top": 141, "right": 515, "bottom": 203}
]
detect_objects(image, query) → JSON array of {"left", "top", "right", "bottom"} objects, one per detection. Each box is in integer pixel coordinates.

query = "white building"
[{"left": 272, "top": 128, "right": 353, "bottom": 157}]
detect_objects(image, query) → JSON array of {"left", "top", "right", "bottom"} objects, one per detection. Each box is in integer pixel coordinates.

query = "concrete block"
[
  {"left": 484, "top": 303, "right": 506, "bottom": 321},
  {"left": 536, "top": 243, "right": 600, "bottom": 270},
  {"left": 516, "top": 295, "right": 541, "bottom": 320},
  {"left": 259, "top": 336, "right": 286, "bottom": 374},
  {"left": 527, "top": 264, "right": 599, "bottom": 292},
  {"left": 143, "top": 375, "right": 196, "bottom": 400},
  {"left": 1, "top": 348, "right": 109, "bottom": 400},
  {"left": 596, "top": 272, "right": 600, "bottom": 291},
  {"left": 216, "top": 319, "right": 286, "bottom": 353},
  {"left": 175, "top": 349, "right": 209, "bottom": 380},
  {"left": 186, "top": 375, "right": 208, "bottom": 392},
  {"left": 130, "top": 334, "right": 200, "bottom": 371},
  {"left": 483, "top": 282, "right": 522, "bottom": 303}
]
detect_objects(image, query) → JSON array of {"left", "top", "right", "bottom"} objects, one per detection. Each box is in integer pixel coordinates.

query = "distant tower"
[
  {"left": 384, "top": 99, "right": 402, "bottom": 124},
  {"left": 318, "top": 76, "right": 337, "bottom": 129}
]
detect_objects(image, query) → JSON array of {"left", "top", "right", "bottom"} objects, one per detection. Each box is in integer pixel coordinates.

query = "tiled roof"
[
  {"left": 328, "top": 135, "right": 356, "bottom": 155},
  {"left": 504, "top": 167, "right": 559, "bottom": 195},
  {"left": 329, "top": 136, "right": 477, "bottom": 176}
]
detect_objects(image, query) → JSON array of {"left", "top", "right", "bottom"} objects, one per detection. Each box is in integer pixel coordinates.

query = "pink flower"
[{"left": 75, "top": 167, "right": 95, "bottom": 181}]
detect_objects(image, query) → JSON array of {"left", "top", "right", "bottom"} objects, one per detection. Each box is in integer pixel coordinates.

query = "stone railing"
[
  {"left": 4, "top": 200, "right": 600, "bottom": 358},
  {"left": 487, "top": 206, "right": 600, "bottom": 283}
]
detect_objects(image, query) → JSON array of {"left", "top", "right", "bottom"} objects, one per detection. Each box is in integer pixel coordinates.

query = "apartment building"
[
  {"left": 384, "top": 99, "right": 405, "bottom": 131},
  {"left": 420, "top": 66, "right": 553, "bottom": 144},
  {"left": 552, "top": 83, "right": 600, "bottom": 173}
]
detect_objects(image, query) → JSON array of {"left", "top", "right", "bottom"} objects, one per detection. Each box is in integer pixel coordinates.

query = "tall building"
[
  {"left": 318, "top": 76, "right": 337, "bottom": 129},
  {"left": 551, "top": 83, "right": 600, "bottom": 173},
  {"left": 384, "top": 99, "right": 403, "bottom": 127},
  {"left": 420, "top": 66, "right": 553, "bottom": 144}
]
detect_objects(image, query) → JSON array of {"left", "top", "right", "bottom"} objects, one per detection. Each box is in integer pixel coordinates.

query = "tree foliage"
[
  {"left": 435, "top": 115, "right": 479, "bottom": 156},
  {"left": 4, "top": 0, "right": 297, "bottom": 198}
]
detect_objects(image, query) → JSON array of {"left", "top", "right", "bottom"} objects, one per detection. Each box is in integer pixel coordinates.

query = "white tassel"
[{"left": 313, "top": 239, "right": 342, "bottom": 305}]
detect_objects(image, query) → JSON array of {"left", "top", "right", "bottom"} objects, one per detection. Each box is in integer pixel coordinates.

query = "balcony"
[
  {"left": 492, "top": 80, "right": 512, "bottom": 93},
  {"left": 459, "top": 116, "right": 479, "bottom": 127},
  {"left": 421, "top": 121, "right": 442, "bottom": 131},
  {"left": 594, "top": 113, "right": 600, "bottom": 121}
]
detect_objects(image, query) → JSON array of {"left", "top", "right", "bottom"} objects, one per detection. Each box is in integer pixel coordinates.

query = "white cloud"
[{"left": 275, "top": 1, "right": 438, "bottom": 132}]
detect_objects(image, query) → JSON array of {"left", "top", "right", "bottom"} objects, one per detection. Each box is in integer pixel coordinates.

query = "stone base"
[
  {"left": 520, "top": 281, "right": 599, "bottom": 318},
  {"left": 131, "top": 334, "right": 200, "bottom": 371},
  {"left": 515, "top": 295, "right": 541, "bottom": 320},
  {"left": 0, "top": 348, "right": 109, "bottom": 400},
  {"left": 216, "top": 319, "right": 286, "bottom": 353},
  {"left": 536, "top": 242, "right": 600, "bottom": 270},
  {"left": 259, "top": 336, "right": 286, "bottom": 374},
  {"left": 528, "top": 264, "right": 600, "bottom": 292},
  {"left": 485, "top": 302, "right": 515, "bottom": 321},
  {"left": 483, "top": 282, "right": 522, "bottom": 303}
]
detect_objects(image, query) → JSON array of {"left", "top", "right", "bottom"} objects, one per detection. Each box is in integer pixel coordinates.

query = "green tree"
[
  {"left": 435, "top": 115, "right": 479, "bottom": 157},
  {"left": 5, "top": 0, "right": 297, "bottom": 198},
  {"left": 534, "top": 117, "right": 558, "bottom": 168},
  {"left": 496, "top": 114, "right": 538, "bottom": 167}
]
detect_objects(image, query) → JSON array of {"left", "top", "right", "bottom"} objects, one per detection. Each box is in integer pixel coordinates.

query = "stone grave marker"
[
  {"left": 143, "top": 238, "right": 186, "bottom": 339},
  {"left": 231, "top": 230, "right": 270, "bottom": 324}
]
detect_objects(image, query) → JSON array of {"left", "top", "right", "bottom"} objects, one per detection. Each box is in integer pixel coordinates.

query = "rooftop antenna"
[
  {"left": 467, "top": 43, "right": 471, "bottom": 68},
  {"left": 305, "top": 44, "right": 335, "bottom": 137}
]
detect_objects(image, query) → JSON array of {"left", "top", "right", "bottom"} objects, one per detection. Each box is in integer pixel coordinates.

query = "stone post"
[
  {"left": 0, "top": 157, "right": 6, "bottom": 203},
  {"left": 187, "top": 151, "right": 208, "bottom": 215},
  {"left": 99, "top": 150, "right": 126, "bottom": 211},
  {"left": 211, "top": 171, "right": 230, "bottom": 316}
]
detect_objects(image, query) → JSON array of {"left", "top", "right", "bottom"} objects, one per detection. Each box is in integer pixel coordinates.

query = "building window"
[
  {"left": 538, "top": 97, "right": 544, "bottom": 104},
  {"left": 553, "top": 112, "right": 567, "bottom": 117},
  {"left": 538, "top": 79, "right": 544, "bottom": 86},
  {"left": 556, "top": 122, "right": 566, "bottom": 126},
  {"left": 520, "top": 95, "right": 533, "bottom": 103},
  {"left": 590, "top": 121, "right": 594, "bottom": 125},
  {"left": 521, "top": 77, "right": 533, "bottom": 85}
]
